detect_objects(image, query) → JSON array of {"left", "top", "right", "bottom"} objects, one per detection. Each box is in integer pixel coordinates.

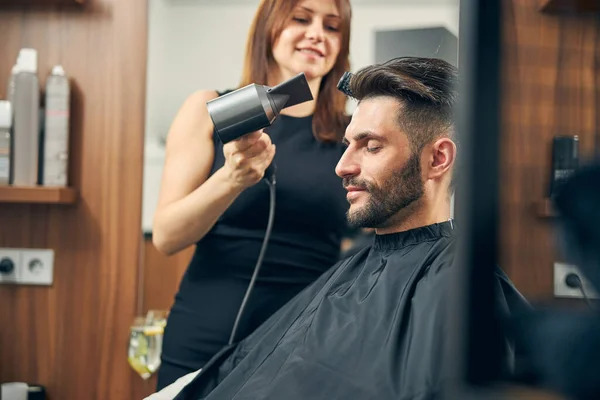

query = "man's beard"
[{"left": 344, "top": 152, "right": 424, "bottom": 229}]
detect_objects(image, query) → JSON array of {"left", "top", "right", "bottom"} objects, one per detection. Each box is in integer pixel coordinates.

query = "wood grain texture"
[
  {"left": 0, "top": 0, "right": 148, "bottom": 398},
  {"left": 0, "top": 0, "right": 85, "bottom": 8},
  {"left": 539, "top": 0, "right": 600, "bottom": 14},
  {"left": 127, "top": 239, "right": 194, "bottom": 398},
  {"left": 499, "top": 0, "right": 600, "bottom": 301},
  {"left": 0, "top": 187, "right": 78, "bottom": 204},
  {"left": 141, "top": 237, "right": 193, "bottom": 315}
]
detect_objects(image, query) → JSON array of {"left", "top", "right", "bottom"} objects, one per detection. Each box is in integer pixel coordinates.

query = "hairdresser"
[{"left": 152, "top": 0, "right": 353, "bottom": 390}]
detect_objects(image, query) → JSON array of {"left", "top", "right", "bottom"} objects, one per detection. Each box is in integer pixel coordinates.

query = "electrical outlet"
[
  {"left": 0, "top": 249, "right": 21, "bottom": 283},
  {"left": 554, "top": 262, "right": 599, "bottom": 299},
  {"left": 0, "top": 248, "right": 54, "bottom": 286},
  {"left": 20, "top": 249, "right": 54, "bottom": 285}
]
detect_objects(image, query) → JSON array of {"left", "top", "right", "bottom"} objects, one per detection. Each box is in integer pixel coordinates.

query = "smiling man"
[{"left": 148, "top": 57, "right": 528, "bottom": 400}]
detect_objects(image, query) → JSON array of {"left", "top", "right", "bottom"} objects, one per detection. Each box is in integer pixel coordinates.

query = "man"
[{"left": 149, "top": 57, "right": 528, "bottom": 400}]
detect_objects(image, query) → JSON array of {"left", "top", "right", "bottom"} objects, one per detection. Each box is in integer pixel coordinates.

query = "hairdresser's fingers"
[
  {"left": 232, "top": 133, "right": 271, "bottom": 159},
  {"left": 226, "top": 141, "right": 270, "bottom": 171},
  {"left": 223, "top": 140, "right": 250, "bottom": 162},
  {"left": 240, "top": 145, "right": 273, "bottom": 182},
  {"left": 259, "top": 131, "right": 272, "bottom": 146},
  {"left": 245, "top": 134, "right": 270, "bottom": 156},
  {"left": 243, "top": 131, "right": 271, "bottom": 151},
  {"left": 230, "top": 130, "right": 262, "bottom": 152},
  {"left": 234, "top": 147, "right": 271, "bottom": 183},
  {"left": 241, "top": 134, "right": 272, "bottom": 160},
  {"left": 229, "top": 152, "right": 246, "bottom": 170},
  {"left": 268, "top": 143, "right": 276, "bottom": 164},
  {"left": 257, "top": 144, "right": 276, "bottom": 170}
]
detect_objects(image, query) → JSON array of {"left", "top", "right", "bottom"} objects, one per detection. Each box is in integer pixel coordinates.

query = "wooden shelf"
[
  {"left": 539, "top": 0, "right": 600, "bottom": 13},
  {"left": 536, "top": 198, "right": 559, "bottom": 218},
  {"left": 0, "top": 186, "right": 78, "bottom": 205},
  {"left": 0, "top": 0, "right": 84, "bottom": 5},
  {"left": 0, "top": 0, "right": 86, "bottom": 10}
]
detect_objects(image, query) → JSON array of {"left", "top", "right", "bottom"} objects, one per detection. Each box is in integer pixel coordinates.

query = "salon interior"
[{"left": 1, "top": 0, "right": 599, "bottom": 399}]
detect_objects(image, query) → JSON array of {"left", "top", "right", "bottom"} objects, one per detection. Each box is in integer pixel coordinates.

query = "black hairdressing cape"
[{"left": 173, "top": 221, "right": 529, "bottom": 400}]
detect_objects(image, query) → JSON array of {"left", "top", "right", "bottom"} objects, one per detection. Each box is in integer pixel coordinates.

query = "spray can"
[
  {"left": 42, "top": 65, "right": 70, "bottom": 187},
  {"left": 7, "top": 64, "right": 18, "bottom": 123},
  {"left": 0, "top": 101, "right": 11, "bottom": 186},
  {"left": 12, "top": 48, "right": 40, "bottom": 186}
]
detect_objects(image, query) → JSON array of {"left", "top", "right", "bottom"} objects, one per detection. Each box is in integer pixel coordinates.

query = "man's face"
[{"left": 335, "top": 96, "right": 424, "bottom": 229}]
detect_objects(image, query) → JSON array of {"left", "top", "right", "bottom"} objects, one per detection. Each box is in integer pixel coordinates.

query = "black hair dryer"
[{"left": 206, "top": 72, "right": 314, "bottom": 182}]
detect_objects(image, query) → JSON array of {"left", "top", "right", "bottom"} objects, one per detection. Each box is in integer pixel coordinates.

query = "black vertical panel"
[{"left": 445, "top": 0, "right": 506, "bottom": 394}]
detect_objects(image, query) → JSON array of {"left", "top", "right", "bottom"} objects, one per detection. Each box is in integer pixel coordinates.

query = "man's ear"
[{"left": 427, "top": 137, "right": 456, "bottom": 179}]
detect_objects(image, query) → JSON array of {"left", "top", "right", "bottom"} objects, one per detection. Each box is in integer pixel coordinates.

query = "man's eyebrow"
[{"left": 342, "top": 131, "right": 387, "bottom": 145}]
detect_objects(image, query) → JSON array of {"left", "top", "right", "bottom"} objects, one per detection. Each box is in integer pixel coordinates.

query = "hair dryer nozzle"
[
  {"left": 268, "top": 72, "right": 313, "bottom": 113},
  {"left": 337, "top": 71, "right": 354, "bottom": 98}
]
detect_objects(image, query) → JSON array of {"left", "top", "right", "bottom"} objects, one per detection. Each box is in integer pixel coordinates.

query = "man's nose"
[{"left": 335, "top": 151, "right": 360, "bottom": 178}]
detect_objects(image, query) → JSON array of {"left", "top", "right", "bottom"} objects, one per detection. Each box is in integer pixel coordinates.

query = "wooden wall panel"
[
  {"left": 141, "top": 237, "right": 194, "bottom": 315},
  {"left": 499, "top": 0, "right": 600, "bottom": 301},
  {"left": 131, "top": 239, "right": 193, "bottom": 396},
  {"left": 0, "top": 1, "right": 148, "bottom": 399}
]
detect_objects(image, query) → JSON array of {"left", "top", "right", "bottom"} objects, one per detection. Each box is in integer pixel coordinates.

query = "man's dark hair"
[{"left": 348, "top": 57, "right": 458, "bottom": 154}]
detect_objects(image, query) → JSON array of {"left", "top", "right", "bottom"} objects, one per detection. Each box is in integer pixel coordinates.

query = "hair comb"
[{"left": 337, "top": 71, "right": 354, "bottom": 98}]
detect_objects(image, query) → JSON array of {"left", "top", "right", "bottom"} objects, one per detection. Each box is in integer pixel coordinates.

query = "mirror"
[
  {"left": 139, "top": 0, "right": 460, "bottom": 318},
  {"left": 138, "top": 4, "right": 461, "bottom": 386},
  {"left": 138, "top": 4, "right": 460, "bottom": 384}
]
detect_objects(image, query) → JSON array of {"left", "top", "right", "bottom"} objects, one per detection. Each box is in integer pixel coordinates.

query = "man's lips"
[
  {"left": 345, "top": 186, "right": 367, "bottom": 201},
  {"left": 345, "top": 186, "right": 366, "bottom": 192}
]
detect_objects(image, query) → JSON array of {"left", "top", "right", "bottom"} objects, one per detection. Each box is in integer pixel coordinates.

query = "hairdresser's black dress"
[{"left": 156, "top": 90, "right": 350, "bottom": 390}]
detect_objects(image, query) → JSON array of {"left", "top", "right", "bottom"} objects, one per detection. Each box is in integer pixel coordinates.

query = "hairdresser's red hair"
[{"left": 239, "top": 0, "right": 352, "bottom": 143}]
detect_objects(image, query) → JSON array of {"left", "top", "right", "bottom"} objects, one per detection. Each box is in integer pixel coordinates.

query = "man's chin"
[
  {"left": 346, "top": 208, "right": 368, "bottom": 229},
  {"left": 347, "top": 205, "right": 393, "bottom": 230},
  {"left": 347, "top": 203, "right": 363, "bottom": 215}
]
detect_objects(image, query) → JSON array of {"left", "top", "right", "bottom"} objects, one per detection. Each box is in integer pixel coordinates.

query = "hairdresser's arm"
[
  {"left": 152, "top": 90, "right": 237, "bottom": 255},
  {"left": 152, "top": 90, "right": 275, "bottom": 255}
]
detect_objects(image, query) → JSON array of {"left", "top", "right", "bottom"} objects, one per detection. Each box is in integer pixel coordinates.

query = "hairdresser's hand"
[{"left": 222, "top": 130, "right": 276, "bottom": 190}]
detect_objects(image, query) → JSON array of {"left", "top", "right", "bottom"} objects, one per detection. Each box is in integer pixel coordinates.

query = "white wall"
[{"left": 142, "top": 0, "right": 459, "bottom": 232}]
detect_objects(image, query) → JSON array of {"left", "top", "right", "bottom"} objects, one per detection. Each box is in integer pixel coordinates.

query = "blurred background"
[{"left": 0, "top": 0, "right": 598, "bottom": 398}]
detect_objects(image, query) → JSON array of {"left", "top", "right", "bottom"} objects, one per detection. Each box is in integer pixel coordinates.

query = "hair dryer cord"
[{"left": 228, "top": 176, "right": 276, "bottom": 345}]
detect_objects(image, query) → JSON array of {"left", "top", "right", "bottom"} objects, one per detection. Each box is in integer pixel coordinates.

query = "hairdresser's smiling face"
[
  {"left": 271, "top": 0, "right": 342, "bottom": 82},
  {"left": 335, "top": 96, "right": 425, "bottom": 229}
]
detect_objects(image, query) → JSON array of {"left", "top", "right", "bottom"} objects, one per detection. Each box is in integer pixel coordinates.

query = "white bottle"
[
  {"left": 7, "top": 64, "right": 18, "bottom": 124},
  {"left": 12, "top": 48, "right": 40, "bottom": 186},
  {"left": 0, "top": 101, "right": 11, "bottom": 186},
  {"left": 42, "top": 65, "right": 70, "bottom": 187}
]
